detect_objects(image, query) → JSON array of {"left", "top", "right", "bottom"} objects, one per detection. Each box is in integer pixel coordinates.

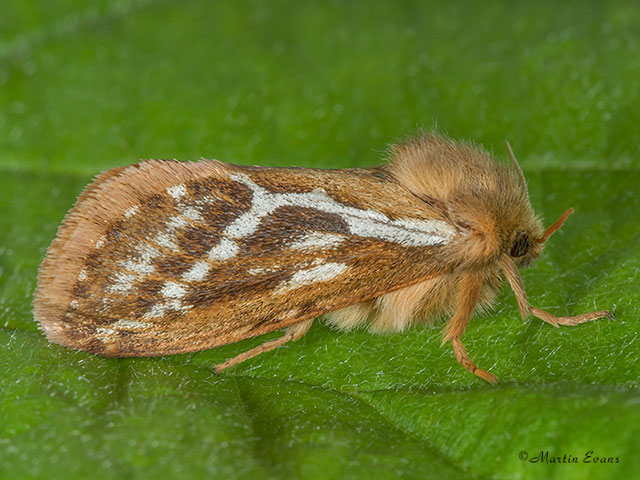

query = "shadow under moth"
[{"left": 33, "top": 133, "right": 611, "bottom": 383}]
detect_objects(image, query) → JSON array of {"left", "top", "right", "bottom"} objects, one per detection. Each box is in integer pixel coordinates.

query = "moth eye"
[{"left": 510, "top": 230, "right": 532, "bottom": 258}]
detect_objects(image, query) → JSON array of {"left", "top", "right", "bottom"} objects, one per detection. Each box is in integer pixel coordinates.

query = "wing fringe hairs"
[{"left": 33, "top": 133, "right": 611, "bottom": 383}]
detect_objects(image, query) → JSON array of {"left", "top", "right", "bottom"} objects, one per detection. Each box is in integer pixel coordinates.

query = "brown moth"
[{"left": 33, "top": 133, "right": 611, "bottom": 383}]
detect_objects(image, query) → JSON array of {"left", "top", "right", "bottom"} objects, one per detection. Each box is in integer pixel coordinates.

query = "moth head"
[{"left": 509, "top": 208, "right": 573, "bottom": 266}]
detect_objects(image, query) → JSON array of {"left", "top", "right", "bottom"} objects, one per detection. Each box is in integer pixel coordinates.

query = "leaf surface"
[{"left": 1, "top": 1, "right": 638, "bottom": 479}]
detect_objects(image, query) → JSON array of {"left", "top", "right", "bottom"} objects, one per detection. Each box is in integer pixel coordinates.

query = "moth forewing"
[
  {"left": 34, "top": 156, "right": 457, "bottom": 358},
  {"left": 33, "top": 133, "right": 612, "bottom": 383}
]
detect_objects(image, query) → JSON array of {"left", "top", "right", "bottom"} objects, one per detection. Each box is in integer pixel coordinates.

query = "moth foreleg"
[
  {"left": 529, "top": 307, "right": 613, "bottom": 327},
  {"left": 442, "top": 272, "right": 498, "bottom": 384},
  {"left": 500, "top": 255, "right": 612, "bottom": 327},
  {"left": 214, "top": 319, "right": 313, "bottom": 373}
]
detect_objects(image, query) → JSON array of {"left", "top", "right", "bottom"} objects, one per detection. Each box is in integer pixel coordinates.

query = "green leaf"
[{"left": 1, "top": 1, "right": 638, "bottom": 479}]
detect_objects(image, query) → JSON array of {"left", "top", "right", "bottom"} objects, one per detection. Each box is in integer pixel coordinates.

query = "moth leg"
[
  {"left": 500, "top": 254, "right": 613, "bottom": 327},
  {"left": 442, "top": 272, "right": 498, "bottom": 384},
  {"left": 214, "top": 319, "right": 313, "bottom": 373},
  {"left": 451, "top": 338, "right": 497, "bottom": 385},
  {"left": 529, "top": 307, "right": 612, "bottom": 328}
]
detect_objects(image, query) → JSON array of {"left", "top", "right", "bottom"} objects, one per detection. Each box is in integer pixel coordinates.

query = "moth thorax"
[{"left": 510, "top": 230, "right": 533, "bottom": 258}]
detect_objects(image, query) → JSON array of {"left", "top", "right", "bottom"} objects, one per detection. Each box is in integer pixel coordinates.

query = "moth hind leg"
[{"left": 214, "top": 319, "right": 313, "bottom": 373}]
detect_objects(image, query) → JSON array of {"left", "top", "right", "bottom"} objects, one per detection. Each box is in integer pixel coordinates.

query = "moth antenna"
[
  {"left": 504, "top": 140, "right": 529, "bottom": 202},
  {"left": 538, "top": 208, "right": 574, "bottom": 243}
]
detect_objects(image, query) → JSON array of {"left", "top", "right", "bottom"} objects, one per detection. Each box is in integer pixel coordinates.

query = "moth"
[{"left": 33, "top": 133, "right": 611, "bottom": 383}]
